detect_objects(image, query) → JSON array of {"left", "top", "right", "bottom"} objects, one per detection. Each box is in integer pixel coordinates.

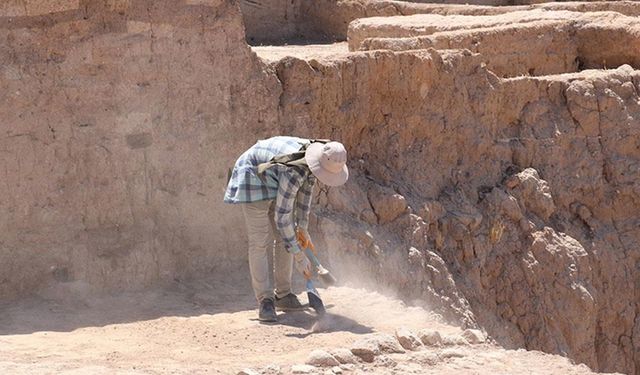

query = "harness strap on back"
[{"left": 256, "top": 139, "right": 330, "bottom": 180}]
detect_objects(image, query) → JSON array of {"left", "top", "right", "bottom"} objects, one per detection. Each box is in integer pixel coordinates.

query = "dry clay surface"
[
  {"left": 0, "top": 284, "right": 600, "bottom": 375},
  {"left": 252, "top": 43, "right": 350, "bottom": 64}
]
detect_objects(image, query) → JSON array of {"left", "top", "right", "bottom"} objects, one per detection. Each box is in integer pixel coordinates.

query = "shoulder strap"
[
  {"left": 308, "top": 138, "right": 331, "bottom": 145},
  {"left": 256, "top": 139, "right": 330, "bottom": 179}
]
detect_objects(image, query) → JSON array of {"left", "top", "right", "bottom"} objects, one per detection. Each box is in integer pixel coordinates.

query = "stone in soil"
[
  {"left": 442, "top": 334, "right": 470, "bottom": 346},
  {"left": 395, "top": 327, "right": 423, "bottom": 351},
  {"left": 307, "top": 349, "right": 341, "bottom": 367},
  {"left": 292, "top": 364, "right": 318, "bottom": 374},
  {"left": 418, "top": 329, "right": 443, "bottom": 347},
  {"left": 350, "top": 332, "right": 407, "bottom": 362},
  {"left": 329, "top": 348, "right": 360, "bottom": 364},
  {"left": 461, "top": 329, "right": 486, "bottom": 344}
]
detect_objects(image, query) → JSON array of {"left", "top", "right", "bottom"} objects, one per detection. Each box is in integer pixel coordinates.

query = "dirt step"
[{"left": 252, "top": 42, "right": 350, "bottom": 63}]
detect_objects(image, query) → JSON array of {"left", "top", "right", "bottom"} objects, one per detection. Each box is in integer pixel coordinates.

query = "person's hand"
[
  {"left": 294, "top": 251, "right": 313, "bottom": 279},
  {"left": 296, "top": 228, "right": 314, "bottom": 251}
]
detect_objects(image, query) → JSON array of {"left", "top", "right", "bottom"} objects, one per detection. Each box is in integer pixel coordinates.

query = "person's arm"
[
  {"left": 295, "top": 174, "right": 316, "bottom": 231},
  {"left": 275, "top": 167, "right": 305, "bottom": 254}
]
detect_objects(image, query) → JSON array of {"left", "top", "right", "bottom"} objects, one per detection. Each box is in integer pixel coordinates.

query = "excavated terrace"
[{"left": 349, "top": 9, "right": 640, "bottom": 75}]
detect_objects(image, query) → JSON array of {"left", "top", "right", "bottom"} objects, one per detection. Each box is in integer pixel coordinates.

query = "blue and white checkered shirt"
[{"left": 224, "top": 136, "right": 316, "bottom": 254}]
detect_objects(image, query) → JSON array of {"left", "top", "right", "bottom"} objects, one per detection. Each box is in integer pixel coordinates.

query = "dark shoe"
[
  {"left": 275, "top": 293, "right": 306, "bottom": 311},
  {"left": 258, "top": 298, "right": 277, "bottom": 322}
]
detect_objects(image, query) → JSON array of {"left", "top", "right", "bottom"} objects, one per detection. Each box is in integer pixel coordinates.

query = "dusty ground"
[{"left": 0, "top": 280, "right": 600, "bottom": 375}]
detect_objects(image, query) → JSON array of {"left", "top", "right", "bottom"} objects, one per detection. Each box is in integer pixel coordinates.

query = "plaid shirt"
[{"left": 224, "top": 136, "right": 316, "bottom": 253}]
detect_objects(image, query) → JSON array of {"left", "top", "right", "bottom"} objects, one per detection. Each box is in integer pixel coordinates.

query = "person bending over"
[{"left": 224, "top": 136, "right": 348, "bottom": 322}]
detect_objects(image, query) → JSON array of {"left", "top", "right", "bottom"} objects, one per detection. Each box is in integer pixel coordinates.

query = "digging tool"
[
  {"left": 305, "top": 278, "right": 326, "bottom": 315},
  {"left": 303, "top": 248, "right": 337, "bottom": 286},
  {"left": 295, "top": 230, "right": 337, "bottom": 315},
  {"left": 294, "top": 250, "right": 326, "bottom": 315},
  {"left": 297, "top": 249, "right": 329, "bottom": 316},
  {"left": 296, "top": 230, "right": 337, "bottom": 287}
]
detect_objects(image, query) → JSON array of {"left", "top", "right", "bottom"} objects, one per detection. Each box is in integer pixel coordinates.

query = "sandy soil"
[
  {"left": 0, "top": 278, "right": 600, "bottom": 375},
  {"left": 252, "top": 42, "right": 350, "bottom": 63}
]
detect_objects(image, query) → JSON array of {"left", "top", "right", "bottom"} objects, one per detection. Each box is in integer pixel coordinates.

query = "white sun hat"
[{"left": 305, "top": 141, "right": 349, "bottom": 186}]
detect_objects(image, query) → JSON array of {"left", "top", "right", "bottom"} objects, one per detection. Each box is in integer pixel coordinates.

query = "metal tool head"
[
  {"left": 305, "top": 279, "right": 326, "bottom": 315},
  {"left": 316, "top": 266, "right": 337, "bottom": 286},
  {"left": 307, "top": 291, "right": 326, "bottom": 315}
]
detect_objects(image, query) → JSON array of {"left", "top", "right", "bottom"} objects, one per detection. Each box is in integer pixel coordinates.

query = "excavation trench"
[{"left": 2, "top": 1, "right": 640, "bottom": 374}]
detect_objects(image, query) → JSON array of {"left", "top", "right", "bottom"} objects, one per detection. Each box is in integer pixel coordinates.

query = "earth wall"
[{"left": 0, "top": 0, "right": 280, "bottom": 300}]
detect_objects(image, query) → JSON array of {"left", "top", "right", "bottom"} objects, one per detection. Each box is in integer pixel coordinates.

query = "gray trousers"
[{"left": 241, "top": 200, "right": 294, "bottom": 302}]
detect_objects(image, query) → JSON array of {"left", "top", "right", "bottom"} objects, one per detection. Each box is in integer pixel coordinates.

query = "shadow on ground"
[
  {"left": 0, "top": 277, "right": 374, "bottom": 338},
  {"left": 0, "top": 277, "right": 257, "bottom": 335},
  {"left": 281, "top": 311, "right": 374, "bottom": 338}
]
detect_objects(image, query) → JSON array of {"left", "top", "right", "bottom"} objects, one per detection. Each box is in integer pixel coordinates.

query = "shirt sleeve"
[
  {"left": 275, "top": 167, "right": 304, "bottom": 254},
  {"left": 295, "top": 174, "right": 316, "bottom": 231}
]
